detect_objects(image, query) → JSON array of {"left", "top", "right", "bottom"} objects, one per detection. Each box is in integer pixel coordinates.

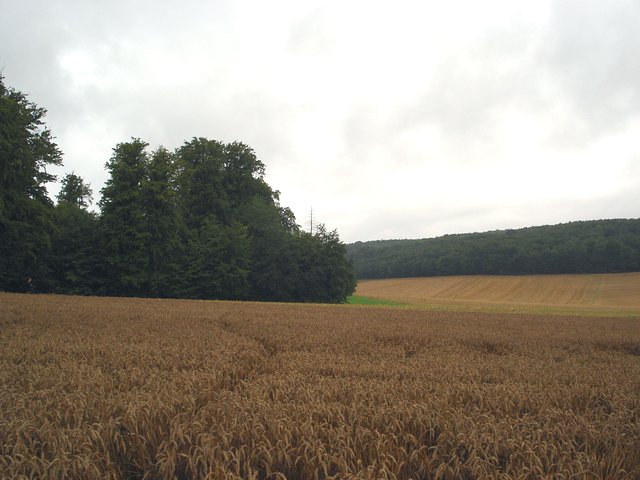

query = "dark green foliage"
[
  {"left": 239, "top": 197, "right": 299, "bottom": 301},
  {"left": 169, "top": 137, "right": 355, "bottom": 303},
  {"left": 49, "top": 172, "right": 101, "bottom": 294},
  {"left": 176, "top": 138, "right": 273, "bottom": 226},
  {"left": 57, "top": 173, "right": 93, "bottom": 208},
  {"left": 0, "top": 77, "right": 356, "bottom": 302},
  {"left": 181, "top": 218, "right": 251, "bottom": 300},
  {"left": 48, "top": 202, "right": 101, "bottom": 294},
  {"left": 176, "top": 138, "right": 229, "bottom": 228},
  {"left": 221, "top": 141, "right": 271, "bottom": 209},
  {"left": 142, "top": 147, "right": 183, "bottom": 298},
  {"left": 295, "top": 226, "right": 356, "bottom": 303},
  {"left": 99, "top": 139, "right": 150, "bottom": 296},
  {"left": 0, "top": 76, "right": 62, "bottom": 204},
  {"left": 89, "top": 136, "right": 354, "bottom": 302},
  {"left": 347, "top": 219, "right": 640, "bottom": 279},
  {"left": 0, "top": 75, "right": 61, "bottom": 291}
]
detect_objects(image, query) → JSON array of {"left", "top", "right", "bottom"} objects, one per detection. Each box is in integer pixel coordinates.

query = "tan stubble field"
[{"left": 356, "top": 272, "right": 640, "bottom": 316}]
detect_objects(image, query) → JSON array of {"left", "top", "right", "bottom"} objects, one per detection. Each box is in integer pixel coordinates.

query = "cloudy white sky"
[{"left": 2, "top": 0, "right": 639, "bottom": 242}]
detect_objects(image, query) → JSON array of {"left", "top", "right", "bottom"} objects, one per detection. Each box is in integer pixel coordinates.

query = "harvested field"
[
  {"left": 1, "top": 293, "right": 639, "bottom": 479},
  {"left": 356, "top": 273, "right": 640, "bottom": 315}
]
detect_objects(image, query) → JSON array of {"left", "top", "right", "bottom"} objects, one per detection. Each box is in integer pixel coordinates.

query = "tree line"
[
  {"left": 0, "top": 75, "right": 355, "bottom": 302},
  {"left": 347, "top": 219, "right": 640, "bottom": 279}
]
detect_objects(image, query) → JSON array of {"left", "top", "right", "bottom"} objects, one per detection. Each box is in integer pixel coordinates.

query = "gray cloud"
[
  {"left": 1, "top": 0, "right": 638, "bottom": 242},
  {"left": 539, "top": 0, "right": 640, "bottom": 137}
]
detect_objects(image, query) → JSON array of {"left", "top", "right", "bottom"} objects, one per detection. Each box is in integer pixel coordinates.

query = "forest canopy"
[
  {"left": 347, "top": 219, "right": 640, "bottom": 279},
  {"left": 0, "top": 75, "right": 355, "bottom": 302}
]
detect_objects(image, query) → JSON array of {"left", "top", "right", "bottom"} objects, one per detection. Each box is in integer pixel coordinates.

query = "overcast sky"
[{"left": 2, "top": 0, "right": 639, "bottom": 242}]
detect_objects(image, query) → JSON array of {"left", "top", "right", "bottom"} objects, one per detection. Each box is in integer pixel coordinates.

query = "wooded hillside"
[{"left": 347, "top": 219, "right": 640, "bottom": 279}]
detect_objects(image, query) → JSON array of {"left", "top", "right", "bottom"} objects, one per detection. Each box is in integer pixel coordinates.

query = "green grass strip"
[{"left": 346, "top": 295, "right": 405, "bottom": 306}]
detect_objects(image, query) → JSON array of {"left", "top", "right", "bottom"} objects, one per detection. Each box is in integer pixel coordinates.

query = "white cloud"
[{"left": 1, "top": 0, "right": 638, "bottom": 242}]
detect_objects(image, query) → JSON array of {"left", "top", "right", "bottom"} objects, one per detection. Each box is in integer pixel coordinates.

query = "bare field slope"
[
  {"left": 356, "top": 272, "right": 640, "bottom": 314},
  {"left": 1, "top": 293, "right": 640, "bottom": 479}
]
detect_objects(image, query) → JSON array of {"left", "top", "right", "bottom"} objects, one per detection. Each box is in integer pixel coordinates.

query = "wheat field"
[
  {"left": 1, "top": 292, "right": 639, "bottom": 479},
  {"left": 355, "top": 273, "right": 640, "bottom": 315}
]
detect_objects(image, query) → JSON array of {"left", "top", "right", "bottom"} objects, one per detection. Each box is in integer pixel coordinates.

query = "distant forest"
[
  {"left": 0, "top": 75, "right": 355, "bottom": 302},
  {"left": 347, "top": 219, "right": 640, "bottom": 279}
]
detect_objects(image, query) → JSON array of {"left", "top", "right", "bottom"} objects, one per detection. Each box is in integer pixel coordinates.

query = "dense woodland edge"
[
  {"left": 347, "top": 219, "right": 640, "bottom": 279},
  {"left": 0, "top": 75, "right": 356, "bottom": 302}
]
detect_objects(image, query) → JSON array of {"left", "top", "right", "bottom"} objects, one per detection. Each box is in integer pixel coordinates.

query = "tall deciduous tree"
[
  {"left": 57, "top": 172, "right": 93, "bottom": 208},
  {"left": 0, "top": 75, "right": 62, "bottom": 291},
  {"left": 142, "top": 147, "right": 183, "bottom": 297},
  {"left": 238, "top": 197, "right": 299, "bottom": 301},
  {"left": 99, "top": 139, "right": 149, "bottom": 296},
  {"left": 176, "top": 138, "right": 228, "bottom": 229},
  {"left": 311, "top": 225, "right": 357, "bottom": 303},
  {"left": 175, "top": 138, "right": 261, "bottom": 299},
  {"left": 221, "top": 141, "right": 272, "bottom": 210},
  {"left": 294, "top": 226, "right": 356, "bottom": 303},
  {"left": 49, "top": 187, "right": 101, "bottom": 294}
]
